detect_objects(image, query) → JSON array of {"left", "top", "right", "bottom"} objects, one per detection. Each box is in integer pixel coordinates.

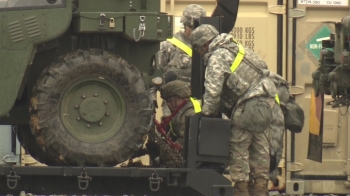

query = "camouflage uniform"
[
  {"left": 158, "top": 32, "right": 192, "bottom": 74},
  {"left": 266, "top": 101, "right": 285, "bottom": 183},
  {"left": 159, "top": 81, "right": 195, "bottom": 167},
  {"left": 159, "top": 101, "right": 195, "bottom": 167},
  {"left": 157, "top": 4, "right": 206, "bottom": 74},
  {"left": 190, "top": 24, "right": 280, "bottom": 195},
  {"left": 268, "top": 72, "right": 297, "bottom": 183},
  {"left": 156, "top": 4, "right": 206, "bottom": 117}
]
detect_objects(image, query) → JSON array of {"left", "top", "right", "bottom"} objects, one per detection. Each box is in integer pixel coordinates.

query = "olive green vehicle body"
[
  {"left": 312, "top": 16, "right": 350, "bottom": 105},
  {"left": 0, "top": 0, "right": 170, "bottom": 124}
]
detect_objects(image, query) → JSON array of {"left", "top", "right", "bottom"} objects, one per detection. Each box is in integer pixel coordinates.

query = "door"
[{"left": 287, "top": 0, "right": 350, "bottom": 194}]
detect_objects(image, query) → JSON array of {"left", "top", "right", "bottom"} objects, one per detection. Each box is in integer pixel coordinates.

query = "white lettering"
[
  {"left": 308, "top": 43, "right": 323, "bottom": 49},
  {"left": 298, "top": 0, "right": 348, "bottom": 6},
  {"left": 309, "top": 43, "right": 321, "bottom": 49}
]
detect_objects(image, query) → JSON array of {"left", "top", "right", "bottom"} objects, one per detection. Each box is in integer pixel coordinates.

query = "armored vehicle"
[{"left": 0, "top": 0, "right": 173, "bottom": 166}]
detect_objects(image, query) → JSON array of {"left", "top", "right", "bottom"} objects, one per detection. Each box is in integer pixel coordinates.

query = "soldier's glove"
[{"left": 164, "top": 71, "right": 177, "bottom": 84}]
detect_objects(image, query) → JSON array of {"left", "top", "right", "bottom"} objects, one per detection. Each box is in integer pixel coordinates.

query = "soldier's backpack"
[{"left": 270, "top": 72, "right": 305, "bottom": 133}]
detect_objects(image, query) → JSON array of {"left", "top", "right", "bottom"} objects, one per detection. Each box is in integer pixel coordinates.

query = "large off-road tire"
[
  {"left": 16, "top": 125, "right": 64, "bottom": 166},
  {"left": 29, "top": 49, "right": 153, "bottom": 166}
]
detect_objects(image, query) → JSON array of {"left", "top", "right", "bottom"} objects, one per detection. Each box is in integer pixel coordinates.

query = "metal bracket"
[
  {"left": 268, "top": 5, "right": 285, "bottom": 15},
  {"left": 167, "top": 172, "right": 181, "bottom": 187},
  {"left": 290, "top": 85, "right": 305, "bottom": 95},
  {"left": 133, "top": 16, "right": 146, "bottom": 42},
  {"left": 326, "top": 96, "right": 350, "bottom": 108},
  {"left": 148, "top": 171, "right": 163, "bottom": 191},
  {"left": 77, "top": 171, "right": 92, "bottom": 190},
  {"left": 288, "top": 8, "right": 305, "bottom": 18},
  {"left": 6, "top": 168, "right": 20, "bottom": 189},
  {"left": 100, "top": 13, "right": 106, "bottom": 26},
  {"left": 287, "top": 162, "right": 304, "bottom": 172},
  {"left": 3, "top": 155, "right": 18, "bottom": 164}
]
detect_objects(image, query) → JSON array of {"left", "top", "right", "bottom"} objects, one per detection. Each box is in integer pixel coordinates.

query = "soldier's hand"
[{"left": 195, "top": 112, "right": 211, "bottom": 118}]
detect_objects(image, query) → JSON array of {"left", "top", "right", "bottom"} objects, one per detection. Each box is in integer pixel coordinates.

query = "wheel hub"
[
  {"left": 60, "top": 77, "right": 126, "bottom": 143},
  {"left": 79, "top": 97, "right": 106, "bottom": 123}
]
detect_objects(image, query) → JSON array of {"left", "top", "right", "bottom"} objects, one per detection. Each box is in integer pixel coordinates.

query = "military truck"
[
  {"left": 0, "top": 0, "right": 240, "bottom": 195},
  {"left": 0, "top": 0, "right": 173, "bottom": 167}
]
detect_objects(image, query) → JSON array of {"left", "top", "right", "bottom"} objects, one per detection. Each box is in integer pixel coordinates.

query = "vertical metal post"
[
  {"left": 286, "top": 0, "right": 296, "bottom": 190},
  {"left": 346, "top": 115, "right": 350, "bottom": 184}
]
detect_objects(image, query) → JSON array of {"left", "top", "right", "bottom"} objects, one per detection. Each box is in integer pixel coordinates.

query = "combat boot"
[
  {"left": 252, "top": 177, "right": 269, "bottom": 196},
  {"left": 233, "top": 181, "right": 249, "bottom": 196}
]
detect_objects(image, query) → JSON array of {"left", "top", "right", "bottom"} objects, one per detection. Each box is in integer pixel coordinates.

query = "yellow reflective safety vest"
[
  {"left": 230, "top": 39, "right": 280, "bottom": 105},
  {"left": 189, "top": 97, "right": 201, "bottom": 113},
  {"left": 167, "top": 37, "right": 192, "bottom": 57},
  {"left": 169, "top": 97, "right": 201, "bottom": 136}
]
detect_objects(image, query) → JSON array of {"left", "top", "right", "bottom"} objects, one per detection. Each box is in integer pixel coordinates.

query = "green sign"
[{"left": 306, "top": 26, "right": 332, "bottom": 60}]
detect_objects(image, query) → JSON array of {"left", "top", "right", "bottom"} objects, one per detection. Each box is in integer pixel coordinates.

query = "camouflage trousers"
[
  {"left": 229, "top": 99, "right": 272, "bottom": 182},
  {"left": 268, "top": 101, "right": 285, "bottom": 182}
]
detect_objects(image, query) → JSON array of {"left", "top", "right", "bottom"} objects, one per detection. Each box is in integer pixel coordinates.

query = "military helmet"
[
  {"left": 181, "top": 4, "right": 206, "bottom": 27},
  {"left": 190, "top": 24, "right": 219, "bottom": 48},
  {"left": 161, "top": 80, "right": 191, "bottom": 99}
]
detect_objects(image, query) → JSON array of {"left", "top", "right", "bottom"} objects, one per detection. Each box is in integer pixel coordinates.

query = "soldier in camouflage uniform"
[
  {"left": 158, "top": 4, "right": 206, "bottom": 74},
  {"left": 267, "top": 72, "right": 288, "bottom": 184},
  {"left": 159, "top": 80, "right": 198, "bottom": 167},
  {"left": 190, "top": 24, "right": 283, "bottom": 196},
  {"left": 156, "top": 4, "right": 206, "bottom": 117},
  {"left": 268, "top": 71, "right": 304, "bottom": 184}
]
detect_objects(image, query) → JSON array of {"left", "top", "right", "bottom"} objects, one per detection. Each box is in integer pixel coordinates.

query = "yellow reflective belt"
[
  {"left": 275, "top": 94, "right": 280, "bottom": 105},
  {"left": 167, "top": 37, "right": 192, "bottom": 57},
  {"left": 230, "top": 39, "right": 245, "bottom": 72},
  {"left": 189, "top": 97, "right": 202, "bottom": 113}
]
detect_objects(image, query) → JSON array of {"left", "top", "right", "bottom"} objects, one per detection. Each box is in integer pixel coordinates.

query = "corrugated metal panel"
[{"left": 287, "top": 0, "right": 350, "bottom": 194}]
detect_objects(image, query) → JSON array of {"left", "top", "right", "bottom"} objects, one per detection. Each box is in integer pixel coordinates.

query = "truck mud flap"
[{"left": 307, "top": 90, "right": 324, "bottom": 162}]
